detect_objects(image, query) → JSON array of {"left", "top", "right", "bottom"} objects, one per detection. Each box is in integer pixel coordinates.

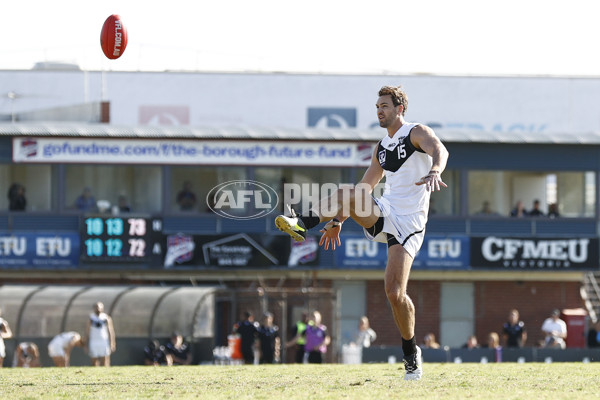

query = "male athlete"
[{"left": 275, "top": 85, "right": 449, "bottom": 380}]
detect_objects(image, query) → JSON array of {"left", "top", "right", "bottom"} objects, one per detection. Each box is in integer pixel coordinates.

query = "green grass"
[{"left": 0, "top": 363, "right": 598, "bottom": 399}]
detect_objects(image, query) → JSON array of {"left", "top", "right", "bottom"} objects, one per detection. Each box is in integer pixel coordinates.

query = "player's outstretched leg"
[
  {"left": 403, "top": 345, "right": 422, "bottom": 381},
  {"left": 275, "top": 206, "right": 307, "bottom": 242}
]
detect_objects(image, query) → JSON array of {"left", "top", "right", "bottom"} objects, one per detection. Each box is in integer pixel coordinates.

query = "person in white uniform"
[
  {"left": 85, "top": 302, "right": 116, "bottom": 366},
  {"left": 276, "top": 85, "right": 449, "bottom": 380},
  {"left": 541, "top": 309, "right": 568, "bottom": 349},
  {"left": 0, "top": 307, "right": 13, "bottom": 368},
  {"left": 48, "top": 331, "right": 83, "bottom": 367}
]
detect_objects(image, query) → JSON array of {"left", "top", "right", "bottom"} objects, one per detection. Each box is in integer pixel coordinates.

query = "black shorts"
[{"left": 365, "top": 216, "right": 400, "bottom": 248}]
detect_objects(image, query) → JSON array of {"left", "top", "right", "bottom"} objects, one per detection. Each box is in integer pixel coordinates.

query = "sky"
[{"left": 2, "top": 0, "right": 600, "bottom": 76}]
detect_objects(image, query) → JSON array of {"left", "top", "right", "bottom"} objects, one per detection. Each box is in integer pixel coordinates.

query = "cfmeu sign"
[{"left": 471, "top": 236, "right": 599, "bottom": 269}]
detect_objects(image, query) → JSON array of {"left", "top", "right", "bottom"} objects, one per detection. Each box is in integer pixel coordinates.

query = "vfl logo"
[
  {"left": 164, "top": 233, "right": 195, "bottom": 268},
  {"left": 207, "top": 180, "right": 279, "bottom": 220},
  {"left": 307, "top": 108, "right": 357, "bottom": 128},
  {"left": 20, "top": 139, "right": 38, "bottom": 158},
  {"left": 357, "top": 143, "right": 373, "bottom": 162},
  {"left": 378, "top": 150, "right": 386, "bottom": 165}
]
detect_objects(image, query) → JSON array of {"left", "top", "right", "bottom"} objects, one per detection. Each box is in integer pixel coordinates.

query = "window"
[
  {"left": 65, "top": 165, "right": 162, "bottom": 214},
  {"left": 468, "top": 170, "right": 596, "bottom": 218},
  {"left": 430, "top": 169, "right": 459, "bottom": 216},
  {"left": 170, "top": 166, "right": 246, "bottom": 213},
  {"left": 0, "top": 164, "right": 53, "bottom": 211}
]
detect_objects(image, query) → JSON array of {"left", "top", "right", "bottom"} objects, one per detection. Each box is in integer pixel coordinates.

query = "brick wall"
[{"left": 366, "top": 279, "right": 584, "bottom": 348}]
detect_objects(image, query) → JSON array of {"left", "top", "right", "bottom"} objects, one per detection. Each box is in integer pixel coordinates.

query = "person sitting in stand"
[
  {"left": 528, "top": 199, "right": 545, "bottom": 217},
  {"left": 510, "top": 200, "right": 527, "bottom": 217}
]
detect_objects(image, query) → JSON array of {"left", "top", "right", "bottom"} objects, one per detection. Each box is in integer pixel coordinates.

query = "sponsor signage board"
[
  {"left": 470, "top": 236, "right": 599, "bottom": 270},
  {"left": 0, "top": 233, "right": 80, "bottom": 268}
]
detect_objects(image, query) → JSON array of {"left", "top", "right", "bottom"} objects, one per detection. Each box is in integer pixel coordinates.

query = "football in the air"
[{"left": 100, "top": 14, "right": 128, "bottom": 60}]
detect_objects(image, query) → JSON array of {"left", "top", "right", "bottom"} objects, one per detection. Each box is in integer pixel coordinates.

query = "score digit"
[
  {"left": 128, "top": 238, "right": 146, "bottom": 257},
  {"left": 106, "top": 218, "right": 124, "bottom": 235},
  {"left": 128, "top": 218, "right": 147, "bottom": 236},
  {"left": 85, "top": 238, "right": 103, "bottom": 256},
  {"left": 85, "top": 218, "right": 104, "bottom": 235}
]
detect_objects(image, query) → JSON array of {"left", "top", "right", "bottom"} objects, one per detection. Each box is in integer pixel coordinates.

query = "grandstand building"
[{"left": 0, "top": 68, "right": 599, "bottom": 364}]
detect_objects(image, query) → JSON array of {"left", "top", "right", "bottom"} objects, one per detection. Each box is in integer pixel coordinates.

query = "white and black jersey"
[{"left": 377, "top": 122, "right": 433, "bottom": 215}]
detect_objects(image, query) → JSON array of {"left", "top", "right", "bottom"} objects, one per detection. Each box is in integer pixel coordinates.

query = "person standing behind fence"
[
  {"left": 541, "top": 308, "right": 567, "bottom": 349},
  {"left": 502, "top": 309, "right": 527, "bottom": 348},
  {"left": 257, "top": 312, "right": 280, "bottom": 364},
  {"left": 304, "top": 311, "right": 330, "bottom": 364},
  {"left": 0, "top": 307, "right": 12, "bottom": 368},
  {"left": 85, "top": 302, "right": 116, "bottom": 366},
  {"left": 233, "top": 311, "right": 259, "bottom": 365},
  {"left": 287, "top": 312, "right": 308, "bottom": 363},
  {"left": 48, "top": 331, "right": 84, "bottom": 367},
  {"left": 353, "top": 316, "right": 377, "bottom": 348}
]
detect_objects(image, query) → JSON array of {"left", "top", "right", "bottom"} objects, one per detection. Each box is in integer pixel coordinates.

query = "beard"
[{"left": 379, "top": 117, "right": 390, "bottom": 128}]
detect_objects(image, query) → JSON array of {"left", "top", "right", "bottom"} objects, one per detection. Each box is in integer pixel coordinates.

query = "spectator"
[
  {"left": 14, "top": 342, "right": 41, "bottom": 367},
  {"left": 541, "top": 308, "right": 567, "bottom": 349},
  {"left": 85, "top": 302, "right": 116, "bottom": 366},
  {"left": 287, "top": 312, "right": 308, "bottom": 363},
  {"left": 475, "top": 200, "right": 499, "bottom": 216},
  {"left": 7, "top": 183, "right": 26, "bottom": 211},
  {"left": 485, "top": 332, "right": 500, "bottom": 349},
  {"left": 257, "top": 312, "right": 280, "bottom": 364},
  {"left": 176, "top": 181, "right": 197, "bottom": 211},
  {"left": 462, "top": 335, "right": 480, "bottom": 349},
  {"left": 75, "top": 187, "right": 97, "bottom": 212},
  {"left": 118, "top": 195, "right": 131, "bottom": 213},
  {"left": 48, "top": 331, "right": 84, "bottom": 367},
  {"left": 233, "top": 311, "right": 259, "bottom": 365},
  {"left": 165, "top": 331, "right": 192, "bottom": 365},
  {"left": 423, "top": 333, "right": 440, "bottom": 349},
  {"left": 353, "top": 316, "right": 377, "bottom": 349},
  {"left": 302, "top": 311, "right": 330, "bottom": 364},
  {"left": 510, "top": 200, "right": 527, "bottom": 217},
  {"left": 528, "top": 199, "right": 545, "bottom": 217},
  {"left": 502, "top": 309, "right": 527, "bottom": 348},
  {"left": 547, "top": 203, "right": 560, "bottom": 218},
  {"left": 0, "top": 307, "right": 12, "bottom": 368},
  {"left": 144, "top": 339, "right": 172, "bottom": 366},
  {"left": 587, "top": 320, "right": 600, "bottom": 348}
]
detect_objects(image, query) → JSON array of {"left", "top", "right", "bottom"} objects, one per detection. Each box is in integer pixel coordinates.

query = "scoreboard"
[{"left": 81, "top": 216, "right": 163, "bottom": 264}]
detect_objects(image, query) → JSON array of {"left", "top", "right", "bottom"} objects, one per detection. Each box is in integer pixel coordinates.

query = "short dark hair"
[{"left": 378, "top": 86, "right": 408, "bottom": 115}]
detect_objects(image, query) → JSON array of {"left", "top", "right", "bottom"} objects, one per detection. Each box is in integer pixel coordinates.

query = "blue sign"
[
  {"left": 336, "top": 234, "right": 469, "bottom": 270},
  {"left": 0, "top": 233, "right": 80, "bottom": 268},
  {"left": 413, "top": 235, "right": 470, "bottom": 270},
  {"left": 335, "top": 235, "right": 387, "bottom": 269}
]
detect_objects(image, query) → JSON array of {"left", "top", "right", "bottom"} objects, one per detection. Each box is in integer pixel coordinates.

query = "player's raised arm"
[{"left": 411, "top": 125, "right": 449, "bottom": 192}]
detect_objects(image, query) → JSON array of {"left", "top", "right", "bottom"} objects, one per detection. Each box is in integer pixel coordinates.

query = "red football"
[{"left": 100, "top": 14, "right": 128, "bottom": 60}]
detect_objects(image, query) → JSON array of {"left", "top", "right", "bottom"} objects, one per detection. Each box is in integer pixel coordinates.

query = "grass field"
[{"left": 1, "top": 363, "right": 598, "bottom": 399}]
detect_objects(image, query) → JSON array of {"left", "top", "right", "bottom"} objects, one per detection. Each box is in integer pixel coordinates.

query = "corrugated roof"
[{"left": 1, "top": 122, "right": 600, "bottom": 144}]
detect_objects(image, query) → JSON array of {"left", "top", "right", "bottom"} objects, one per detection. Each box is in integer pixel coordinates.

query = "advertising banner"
[
  {"left": 163, "top": 233, "right": 320, "bottom": 269},
  {"left": 336, "top": 234, "right": 470, "bottom": 270},
  {"left": 0, "top": 233, "right": 80, "bottom": 268},
  {"left": 13, "top": 138, "right": 375, "bottom": 167},
  {"left": 470, "top": 236, "right": 599, "bottom": 270}
]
